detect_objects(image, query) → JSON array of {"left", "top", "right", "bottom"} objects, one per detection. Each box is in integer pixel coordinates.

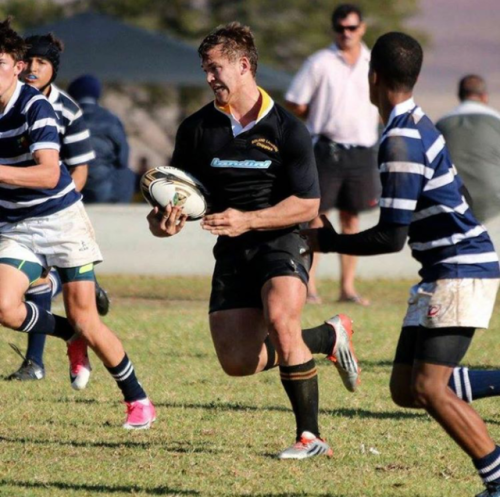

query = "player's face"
[
  {"left": 0, "top": 53, "right": 24, "bottom": 99},
  {"left": 333, "top": 13, "right": 365, "bottom": 51},
  {"left": 202, "top": 46, "right": 244, "bottom": 106},
  {"left": 21, "top": 57, "right": 53, "bottom": 92}
]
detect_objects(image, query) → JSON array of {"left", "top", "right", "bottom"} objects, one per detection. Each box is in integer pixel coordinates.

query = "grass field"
[{"left": 0, "top": 276, "right": 499, "bottom": 497}]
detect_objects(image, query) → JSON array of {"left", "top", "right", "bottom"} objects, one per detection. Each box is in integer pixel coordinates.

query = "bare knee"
[
  {"left": 390, "top": 379, "right": 417, "bottom": 408},
  {"left": 267, "top": 313, "right": 301, "bottom": 358},
  {"left": 0, "top": 297, "right": 24, "bottom": 329},
  {"left": 412, "top": 376, "right": 444, "bottom": 409},
  {"left": 213, "top": 339, "right": 261, "bottom": 377}
]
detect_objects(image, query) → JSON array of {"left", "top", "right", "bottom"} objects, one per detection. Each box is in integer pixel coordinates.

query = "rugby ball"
[{"left": 140, "top": 166, "right": 208, "bottom": 221}]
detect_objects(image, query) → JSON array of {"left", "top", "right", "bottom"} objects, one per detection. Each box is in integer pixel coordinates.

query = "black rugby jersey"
[{"left": 171, "top": 88, "right": 320, "bottom": 252}]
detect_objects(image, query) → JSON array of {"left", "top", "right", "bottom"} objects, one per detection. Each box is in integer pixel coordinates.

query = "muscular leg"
[
  {"left": 338, "top": 210, "right": 369, "bottom": 305},
  {"left": 209, "top": 307, "right": 269, "bottom": 377},
  {"left": 62, "top": 280, "right": 124, "bottom": 367}
]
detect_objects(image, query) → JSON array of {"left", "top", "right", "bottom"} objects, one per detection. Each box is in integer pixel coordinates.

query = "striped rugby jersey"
[
  {"left": 0, "top": 81, "right": 80, "bottom": 223},
  {"left": 379, "top": 97, "right": 500, "bottom": 281},
  {"left": 47, "top": 84, "right": 95, "bottom": 168}
]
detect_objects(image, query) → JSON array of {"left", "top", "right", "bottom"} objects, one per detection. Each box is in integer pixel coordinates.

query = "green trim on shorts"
[
  {"left": 58, "top": 263, "right": 96, "bottom": 283},
  {"left": 0, "top": 258, "right": 43, "bottom": 284}
]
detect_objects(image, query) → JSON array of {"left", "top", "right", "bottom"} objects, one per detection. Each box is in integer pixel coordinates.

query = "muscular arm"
[
  {"left": 0, "top": 149, "right": 60, "bottom": 189},
  {"left": 202, "top": 196, "right": 319, "bottom": 236},
  {"left": 69, "top": 164, "right": 88, "bottom": 192}
]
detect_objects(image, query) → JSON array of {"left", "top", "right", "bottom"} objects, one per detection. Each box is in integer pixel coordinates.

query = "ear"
[
  {"left": 358, "top": 21, "right": 367, "bottom": 37},
  {"left": 14, "top": 60, "right": 25, "bottom": 76},
  {"left": 240, "top": 56, "right": 251, "bottom": 75}
]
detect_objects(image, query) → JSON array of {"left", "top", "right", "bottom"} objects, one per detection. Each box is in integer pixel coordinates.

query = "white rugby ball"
[{"left": 140, "top": 166, "right": 209, "bottom": 221}]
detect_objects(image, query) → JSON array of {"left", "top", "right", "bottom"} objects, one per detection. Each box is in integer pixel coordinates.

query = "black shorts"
[
  {"left": 314, "top": 137, "right": 380, "bottom": 213},
  {"left": 393, "top": 326, "right": 475, "bottom": 367},
  {"left": 209, "top": 232, "right": 310, "bottom": 313}
]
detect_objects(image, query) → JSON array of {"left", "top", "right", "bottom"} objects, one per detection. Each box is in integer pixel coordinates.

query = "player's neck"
[
  {"left": 0, "top": 78, "right": 18, "bottom": 114},
  {"left": 229, "top": 84, "right": 262, "bottom": 127},
  {"left": 380, "top": 91, "right": 414, "bottom": 125}
]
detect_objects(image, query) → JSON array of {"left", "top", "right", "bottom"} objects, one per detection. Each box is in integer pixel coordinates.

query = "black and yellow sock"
[{"left": 280, "top": 358, "right": 320, "bottom": 439}]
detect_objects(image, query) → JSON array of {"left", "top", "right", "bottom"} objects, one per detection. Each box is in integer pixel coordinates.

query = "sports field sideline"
[{"left": 1, "top": 275, "right": 499, "bottom": 497}]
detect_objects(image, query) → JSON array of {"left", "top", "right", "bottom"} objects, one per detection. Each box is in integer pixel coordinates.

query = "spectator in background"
[
  {"left": 67, "top": 75, "right": 133, "bottom": 203},
  {"left": 286, "top": 3, "right": 380, "bottom": 306},
  {"left": 436, "top": 75, "right": 500, "bottom": 223}
]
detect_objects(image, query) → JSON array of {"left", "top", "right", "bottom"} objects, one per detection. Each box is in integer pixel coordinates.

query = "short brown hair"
[
  {"left": 458, "top": 74, "right": 487, "bottom": 101},
  {"left": 198, "top": 22, "right": 258, "bottom": 77},
  {"left": 0, "top": 17, "right": 26, "bottom": 62}
]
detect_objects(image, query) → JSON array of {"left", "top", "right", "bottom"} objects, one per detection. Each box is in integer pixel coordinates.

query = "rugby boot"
[
  {"left": 123, "top": 398, "right": 156, "bottom": 430},
  {"left": 5, "top": 343, "right": 45, "bottom": 381},
  {"left": 67, "top": 336, "right": 91, "bottom": 390},
  {"left": 6, "top": 359, "right": 45, "bottom": 381},
  {"left": 278, "top": 431, "right": 333, "bottom": 459},
  {"left": 326, "top": 314, "right": 360, "bottom": 392},
  {"left": 476, "top": 483, "right": 500, "bottom": 497}
]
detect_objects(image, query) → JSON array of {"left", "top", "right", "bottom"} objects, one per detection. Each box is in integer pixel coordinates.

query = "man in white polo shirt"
[{"left": 286, "top": 3, "right": 380, "bottom": 306}]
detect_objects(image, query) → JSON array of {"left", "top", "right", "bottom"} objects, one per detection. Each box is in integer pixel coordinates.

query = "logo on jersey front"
[
  {"left": 211, "top": 158, "right": 272, "bottom": 169},
  {"left": 251, "top": 138, "right": 278, "bottom": 152}
]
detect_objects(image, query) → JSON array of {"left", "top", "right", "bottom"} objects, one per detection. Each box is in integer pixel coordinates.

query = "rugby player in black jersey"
[{"left": 147, "top": 22, "right": 360, "bottom": 459}]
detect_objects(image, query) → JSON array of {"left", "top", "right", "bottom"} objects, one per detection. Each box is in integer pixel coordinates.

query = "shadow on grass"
[
  {"left": 150, "top": 401, "right": 427, "bottom": 421},
  {"left": 0, "top": 435, "right": 219, "bottom": 453},
  {"left": 0, "top": 480, "right": 199, "bottom": 495}
]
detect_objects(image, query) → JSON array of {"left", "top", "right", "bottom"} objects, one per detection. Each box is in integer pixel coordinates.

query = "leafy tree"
[
  {"left": 0, "top": 0, "right": 63, "bottom": 31},
  {"left": 78, "top": 0, "right": 426, "bottom": 70}
]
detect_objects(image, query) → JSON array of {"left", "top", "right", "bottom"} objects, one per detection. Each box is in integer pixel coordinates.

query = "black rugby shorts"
[
  {"left": 314, "top": 138, "right": 380, "bottom": 213},
  {"left": 209, "top": 232, "right": 310, "bottom": 313},
  {"left": 393, "top": 326, "right": 475, "bottom": 367}
]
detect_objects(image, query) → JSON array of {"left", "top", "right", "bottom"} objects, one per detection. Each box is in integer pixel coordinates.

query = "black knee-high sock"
[
  {"left": 263, "top": 324, "right": 336, "bottom": 370},
  {"left": 16, "top": 303, "right": 74, "bottom": 341},
  {"left": 280, "top": 359, "right": 320, "bottom": 439},
  {"left": 302, "top": 323, "right": 336, "bottom": 355},
  {"left": 106, "top": 354, "right": 147, "bottom": 402}
]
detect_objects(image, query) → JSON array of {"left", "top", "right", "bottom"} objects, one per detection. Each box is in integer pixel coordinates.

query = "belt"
[{"left": 316, "top": 135, "right": 368, "bottom": 150}]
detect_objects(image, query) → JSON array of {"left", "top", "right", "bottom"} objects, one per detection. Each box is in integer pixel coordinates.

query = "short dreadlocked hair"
[
  {"left": 198, "top": 22, "right": 258, "bottom": 77},
  {"left": 0, "top": 17, "right": 26, "bottom": 62}
]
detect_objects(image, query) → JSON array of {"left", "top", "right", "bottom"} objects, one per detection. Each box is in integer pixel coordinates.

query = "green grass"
[{"left": 0, "top": 276, "right": 499, "bottom": 496}]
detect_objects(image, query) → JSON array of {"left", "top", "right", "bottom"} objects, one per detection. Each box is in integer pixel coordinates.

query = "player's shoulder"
[
  {"left": 17, "top": 83, "right": 54, "bottom": 117},
  {"left": 178, "top": 101, "right": 219, "bottom": 133},
  {"left": 51, "top": 85, "right": 82, "bottom": 115},
  {"left": 272, "top": 102, "right": 306, "bottom": 128}
]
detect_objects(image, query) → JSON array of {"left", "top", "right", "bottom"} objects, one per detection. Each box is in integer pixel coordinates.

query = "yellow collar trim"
[{"left": 214, "top": 87, "right": 274, "bottom": 123}]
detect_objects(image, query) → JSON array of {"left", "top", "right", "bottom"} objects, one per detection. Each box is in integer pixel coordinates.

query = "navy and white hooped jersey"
[
  {"left": 47, "top": 84, "right": 95, "bottom": 167},
  {"left": 379, "top": 97, "right": 500, "bottom": 281},
  {"left": 0, "top": 81, "right": 80, "bottom": 223}
]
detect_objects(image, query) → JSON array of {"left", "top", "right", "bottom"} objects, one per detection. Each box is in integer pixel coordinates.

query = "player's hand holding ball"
[
  {"left": 147, "top": 204, "right": 188, "bottom": 238},
  {"left": 201, "top": 208, "right": 252, "bottom": 237}
]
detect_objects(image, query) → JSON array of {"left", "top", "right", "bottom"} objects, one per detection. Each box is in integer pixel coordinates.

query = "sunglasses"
[{"left": 334, "top": 24, "right": 360, "bottom": 34}]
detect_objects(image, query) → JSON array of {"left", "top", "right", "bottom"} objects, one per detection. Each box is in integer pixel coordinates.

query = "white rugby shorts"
[
  {"left": 402, "top": 278, "right": 499, "bottom": 329},
  {"left": 0, "top": 200, "right": 103, "bottom": 270}
]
